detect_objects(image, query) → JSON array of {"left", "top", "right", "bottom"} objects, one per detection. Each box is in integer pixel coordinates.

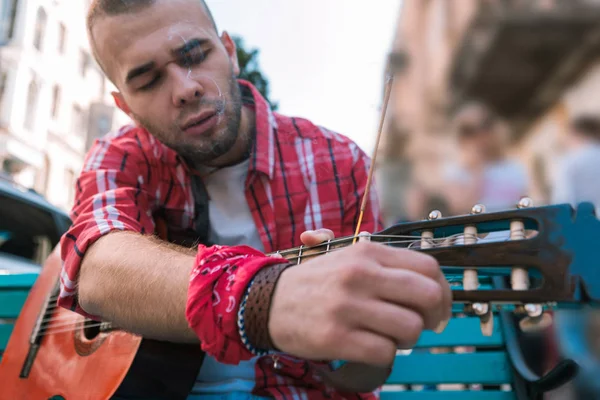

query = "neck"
[
  {"left": 270, "top": 235, "right": 359, "bottom": 265},
  {"left": 202, "top": 106, "right": 255, "bottom": 169}
]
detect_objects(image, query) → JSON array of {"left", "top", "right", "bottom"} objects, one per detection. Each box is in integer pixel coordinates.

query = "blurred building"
[
  {"left": 0, "top": 0, "right": 130, "bottom": 211},
  {"left": 382, "top": 0, "right": 600, "bottom": 222}
]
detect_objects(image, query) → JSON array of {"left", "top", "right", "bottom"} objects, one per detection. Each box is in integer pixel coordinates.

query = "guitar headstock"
[{"left": 375, "top": 198, "right": 600, "bottom": 334}]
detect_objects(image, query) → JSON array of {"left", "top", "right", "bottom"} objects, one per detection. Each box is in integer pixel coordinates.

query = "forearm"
[{"left": 78, "top": 230, "right": 198, "bottom": 343}]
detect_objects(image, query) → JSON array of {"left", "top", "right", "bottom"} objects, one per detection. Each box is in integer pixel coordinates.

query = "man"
[
  {"left": 551, "top": 115, "right": 600, "bottom": 400},
  {"left": 444, "top": 101, "right": 528, "bottom": 215},
  {"left": 552, "top": 115, "right": 600, "bottom": 214},
  {"left": 59, "top": 1, "right": 452, "bottom": 399}
]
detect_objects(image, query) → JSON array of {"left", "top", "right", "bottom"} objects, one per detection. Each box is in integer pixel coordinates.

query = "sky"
[{"left": 205, "top": 0, "right": 402, "bottom": 153}]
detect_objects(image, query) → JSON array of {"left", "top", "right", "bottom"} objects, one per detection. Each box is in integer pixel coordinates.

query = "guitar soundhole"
[
  {"left": 83, "top": 321, "right": 101, "bottom": 340},
  {"left": 73, "top": 319, "right": 108, "bottom": 356}
]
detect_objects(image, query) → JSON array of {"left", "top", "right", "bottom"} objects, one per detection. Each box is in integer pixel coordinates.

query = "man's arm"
[
  {"left": 77, "top": 231, "right": 199, "bottom": 343},
  {"left": 58, "top": 133, "right": 201, "bottom": 342}
]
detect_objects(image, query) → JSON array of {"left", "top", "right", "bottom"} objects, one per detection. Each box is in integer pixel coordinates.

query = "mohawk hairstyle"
[{"left": 86, "top": 0, "right": 218, "bottom": 82}]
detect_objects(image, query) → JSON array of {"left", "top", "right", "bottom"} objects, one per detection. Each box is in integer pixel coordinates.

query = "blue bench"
[
  {"left": 381, "top": 312, "right": 516, "bottom": 399},
  {"left": 0, "top": 272, "right": 39, "bottom": 359},
  {"left": 1, "top": 271, "right": 561, "bottom": 399}
]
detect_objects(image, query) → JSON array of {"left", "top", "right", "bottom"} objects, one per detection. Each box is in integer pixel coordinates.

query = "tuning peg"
[
  {"left": 471, "top": 204, "right": 486, "bottom": 214},
  {"left": 421, "top": 210, "right": 441, "bottom": 249},
  {"left": 517, "top": 196, "right": 533, "bottom": 209},
  {"left": 462, "top": 204, "right": 493, "bottom": 336},
  {"left": 519, "top": 304, "right": 553, "bottom": 333},
  {"left": 428, "top": 210, "right": 442, "bottom": 220},
  {"left": 472, "top": 303, "right": 494, "bottom": 337},
  {"left": 510, "top": 197, "right": 550, "bottom": 331}
]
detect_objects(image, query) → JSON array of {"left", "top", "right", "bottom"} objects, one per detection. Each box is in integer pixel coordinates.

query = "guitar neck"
[{"left": 268, "top": 235, "right": 360, "bottom": 265}]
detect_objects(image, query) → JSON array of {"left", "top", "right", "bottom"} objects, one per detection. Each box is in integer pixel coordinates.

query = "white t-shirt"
[{"left": 189, "top": 158, "right": 264, "bottom": 398}]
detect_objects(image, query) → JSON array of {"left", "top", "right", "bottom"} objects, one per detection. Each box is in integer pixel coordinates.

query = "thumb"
[{"left": 300, "top": 229, "right": 335, "bottom": 246}]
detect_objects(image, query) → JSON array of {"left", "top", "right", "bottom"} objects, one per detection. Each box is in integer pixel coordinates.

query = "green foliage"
[{"left": 233, "top": 36, "right": 279, "bottom": 111}]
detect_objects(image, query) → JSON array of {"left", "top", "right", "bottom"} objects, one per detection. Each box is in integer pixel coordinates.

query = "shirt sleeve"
[
  {"left": 59, "top": 135, "right": 157, "bottom": 319},
  {"left": 186, "top": 244, "right": 290, "bottom": 364}
]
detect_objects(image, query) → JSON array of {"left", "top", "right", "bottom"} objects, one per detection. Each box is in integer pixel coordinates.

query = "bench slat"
[
  {"left": 0, "top": 291, "right": 29, "bottom": 318},
  {"left": 0, "top": 323, "right": 14, "bottom": 351},
  {"left": 380, "top": 390, "right": 516, "bottom": 400},
  {"left": 415, "top": 316, "right": 503, "bottom": 348},
  {"left": 0, "top": 273, "right": 38, "bottom": 288},
  {"left": 388, "top": 352, "right": 513, "bottom": 385}
]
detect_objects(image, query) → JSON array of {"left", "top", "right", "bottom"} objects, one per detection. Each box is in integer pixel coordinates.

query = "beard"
[{"left": 131, "top": 69, "right": 243, "bottom": 165}]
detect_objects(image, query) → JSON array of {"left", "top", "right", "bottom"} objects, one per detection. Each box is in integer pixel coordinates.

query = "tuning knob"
[
  {"left": 517, "top": 196, "right": 533, "bottom": 209},
  {"left": 462, "top": 204, "right": 493, "bottom": 336},
  {"left": 472, "top": 303, "right": 494, "bottom": 337},
  {"left": 420, "top": 210, "right": 440, "bottom": 250},
  {"left": 519, "top": 304, "right": 553, "bottom": 333},
  {"left": 428, "top": 210, "right": 442, "bottom": 220},
  {"left": 471, "top": 204, "right": 486, "bottom": 214}
]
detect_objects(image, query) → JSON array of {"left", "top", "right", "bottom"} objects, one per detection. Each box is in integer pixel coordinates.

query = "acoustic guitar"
[{"left": 1, "top": 199, "right": 599, "bottom": 399}]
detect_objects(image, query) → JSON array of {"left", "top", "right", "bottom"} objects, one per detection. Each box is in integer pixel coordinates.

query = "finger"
[
  {"left": 335, "top": 329, "right": 398, "bottom": 367},
  {"left": 349, "top": 299, "right": 425, "bottom": 349},
  {"left": 362, "top": 268, "right": 445, "bottom": 331},
  {"left": 300, "top": 229, "right": 335, "bottom": 246},
  {"left": 434, "top": 274, "right": 452, "bottom": 333},
  {"left": 357, "top": 242, "right": 442, "bottom": 281}
]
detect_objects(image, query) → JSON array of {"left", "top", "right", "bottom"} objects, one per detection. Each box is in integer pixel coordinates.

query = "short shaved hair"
[{"left": 86, "top": 0, "right": 218, "bottom": 82}]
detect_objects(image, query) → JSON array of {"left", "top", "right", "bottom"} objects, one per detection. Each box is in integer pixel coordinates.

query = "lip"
[{"left": 181, "top": 110, "right": 218, "bottom": 136}]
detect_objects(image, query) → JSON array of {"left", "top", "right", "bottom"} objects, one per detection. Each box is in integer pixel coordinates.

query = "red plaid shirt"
[{"left": 59, "top": 80, "right": 383, "bottom": 399}]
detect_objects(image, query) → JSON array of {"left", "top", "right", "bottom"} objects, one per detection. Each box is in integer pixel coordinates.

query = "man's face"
[
  {"left": 93, "top": 0, "right": 242, "bottom": 163},
  {"left": 456, "top": 111, "right": 500, "bottom": 159}
]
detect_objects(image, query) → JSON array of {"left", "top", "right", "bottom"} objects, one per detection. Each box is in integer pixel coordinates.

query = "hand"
[{"left": 268, "top": 233, "right": 452, "bottom": 367}]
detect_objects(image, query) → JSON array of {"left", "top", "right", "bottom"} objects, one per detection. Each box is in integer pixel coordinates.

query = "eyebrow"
[
  {"left": 172, "top": 38, "right": 208, "bottom": 56},
  {"left": 125, "top": 38, "right": 209, "bottom": 85}
]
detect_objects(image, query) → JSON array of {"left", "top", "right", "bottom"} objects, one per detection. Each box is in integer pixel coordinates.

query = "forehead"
[{"left": 93, "top": 0, "right": 219, "bottom": 85}]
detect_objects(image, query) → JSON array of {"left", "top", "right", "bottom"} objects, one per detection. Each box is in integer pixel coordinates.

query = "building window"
[
  {"left": 51, "top": 85, "right": 61, "bottom": 119},
  {"left": 33, "top": 7, "right": 47, "bottom": 51},
  {"left": 24, "top": 77, "right": 39, "bottom": 131},
  {"left": 72, "top": 104, "right": 86, "bottom": 134},
  {"left": 58, "top": 23, "right": 66, "bottom": 54},
  {"left": 80, "top": 50, "right": 90, "bottom": 77},
  {"left": 1, "top": 0, "right": 19, "bottom": 43}
]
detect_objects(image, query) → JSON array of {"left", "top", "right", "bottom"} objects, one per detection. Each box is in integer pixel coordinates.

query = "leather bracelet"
[{"left": 240, "top": 262, "right": 294, "bottom": 353}]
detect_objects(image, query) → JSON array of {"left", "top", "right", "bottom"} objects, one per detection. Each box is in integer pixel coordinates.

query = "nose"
[{"left": 171, "top": 66, "right": 204, "bottom": 107}]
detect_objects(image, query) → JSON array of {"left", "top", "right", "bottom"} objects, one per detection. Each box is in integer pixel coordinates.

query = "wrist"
[{"left": 238, "top": 262, "right": 293, "bottom": 355}]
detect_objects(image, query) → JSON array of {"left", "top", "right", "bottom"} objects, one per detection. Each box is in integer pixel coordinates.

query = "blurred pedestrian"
[
  {"left": 444, "top": 101, "right": 529, "bottom": 215},
  {"left": 551, "top": 114, "right": 600, "bottom": 400}
]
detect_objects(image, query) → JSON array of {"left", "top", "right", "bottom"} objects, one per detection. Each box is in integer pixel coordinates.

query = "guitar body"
[{"left": 0, "top": 247, "right": 203, "bottom": 400}]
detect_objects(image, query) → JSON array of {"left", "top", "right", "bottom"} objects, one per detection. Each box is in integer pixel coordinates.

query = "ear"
[
  {"left": 220, "top": 31, "right": 240, "bottom": 76},
  {"left": 111, "top": 91, "right": 132, "bottom": 116}
]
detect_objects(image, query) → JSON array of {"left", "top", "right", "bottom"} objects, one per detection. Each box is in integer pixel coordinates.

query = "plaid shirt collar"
[{"left": 238, "top": 79, "right": 277, "bottom": 180}]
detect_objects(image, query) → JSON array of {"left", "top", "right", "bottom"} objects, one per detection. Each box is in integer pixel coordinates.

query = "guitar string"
[
  {"left": 35, "top": 234, "right": 474, "bottom": 334},
  {"left": 34, "top": 230, "right": 529, "bottom": 336},
  {"left": 37, "top": 230, "right": 518, "bottom": 320},
  {"left": 39, "top": 232, "right": 479, "bottom": 315}
]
